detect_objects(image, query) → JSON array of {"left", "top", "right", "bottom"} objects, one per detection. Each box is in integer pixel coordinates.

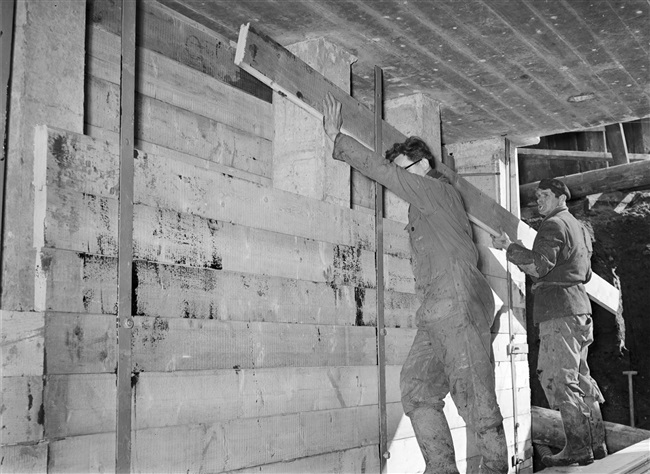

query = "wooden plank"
[
  {"left": 518, "top": 148, "right": 649, "bottom": 162},
  {"left": 86, "top": 125, "right": 272, "bottom": 187},
  {"left": 48, "top": 432, "right": 115, "bottom": 473},
  {"left": 130, "top": 405, "right": 378, "bottom": 472},
  {"left": 134, "top": 367, "right": 378, "bottom": 430},
  {"left": 1, "top": 311, "right": 44, "bottom": 376},
  {"left": 87, "top": 25, "right": 274, "bottom": 141},
  {"left": 605, "top": 123, "right": 631, "bottom": 164},
  {"left": 86, "top": 76, "right": 273, "bottom": 179},
  {"left": 44, "top": 312, "right": 116, "bottom": 374},
  {"left": 131, "top": 316, "right": 378, "bottom": 372},
  {"left": 44, "top": 373, "right": 116, "bottom": 438},
  {"left": 87, "top": 0, "right": 272, "bottom": 102},
  {"left": 40, "top": 126, "right": 374, "bottom": 250},
  {"left": 224, "top": 445, "right": 380, "bottom": 474},
  {"left": 0, "top": 443, "right": 48, "bottom": 474},
  {"left": 0, "top": 376, "right": 44, "bottom": 444},
  {"left": 234, "top": 23, "right": 620, "bottom": 316},
  {"left": 36, "top": 246, "right": 417, "bottom": 328},
  {"left": 42, "top": 187, "right": 388, "bottom": 291}
]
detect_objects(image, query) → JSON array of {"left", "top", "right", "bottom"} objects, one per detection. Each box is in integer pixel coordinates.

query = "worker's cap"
[{"left": 538, "top": 178, "right": 571, "bottom": 200}]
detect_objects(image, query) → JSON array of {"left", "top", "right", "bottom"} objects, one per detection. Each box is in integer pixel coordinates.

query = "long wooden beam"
[
  {"left": 234, "top": 23, "right": 620, "bottom": 316},
  {"left": 518, "top": 148, "right": 650, "bottom": 162},
  {"left": 520, "top": 159, "right": 650, "bottom": 207},
  {"left": 605, "top": 123, "right": 630, "bottom": 165}
]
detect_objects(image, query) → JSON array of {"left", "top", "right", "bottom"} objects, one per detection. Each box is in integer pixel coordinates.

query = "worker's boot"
[
  {"left": 585, "top": 396, "right": 608, "bottom": 460},
  {"left": 408, "top": 406, "right": 459, "bottom": 474},
  {"left": 476, "top": 424, "right": 509, "bottom": 474},
  {"left": 542, "top": 404, "right": 594, "bottom": 467}
]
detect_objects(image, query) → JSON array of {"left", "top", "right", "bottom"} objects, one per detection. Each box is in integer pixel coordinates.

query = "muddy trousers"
[
  {"left": 401, "top": 317, "right": 508, "bottom": 473},
  {"left": 537, "top": 315, "right": 606, "bottom": 464}
]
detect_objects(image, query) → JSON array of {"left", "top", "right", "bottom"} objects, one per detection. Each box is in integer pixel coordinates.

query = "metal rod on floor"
[
  {"left": 623, "top": 371, "right": 637, "bottom": 427},
  {"left": 374, "top": 65, "right": 389, "bottom": 472},
  {"left": 116, "top": 0, "right": 137, "bottom": 471}
]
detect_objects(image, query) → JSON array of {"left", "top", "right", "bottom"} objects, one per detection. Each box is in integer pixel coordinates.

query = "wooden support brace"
[
  {"left": 234, "top": 23, "right": 620, "bottom": 315},
  {"left": 605, "top": 123, "right": 630, "bottom": 165}
]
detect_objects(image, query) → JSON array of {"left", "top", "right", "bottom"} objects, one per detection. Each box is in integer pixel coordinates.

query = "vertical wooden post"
[
  {"left": 605, "top": 123, "right": 630, "bottom": 165},
  {"left": 116, "top": 0, "right": 136, "bottom": 471},
  {"left": 0, "top": 0, "right": 15, "bottom": 292},
  {"left": 374, "top": 66, "right": 389, "bottom": 471}
]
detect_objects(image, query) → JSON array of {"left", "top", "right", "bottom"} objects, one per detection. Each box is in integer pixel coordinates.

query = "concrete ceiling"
[{"left": 160, "top": 0, "right": 649, "bottom": 145}]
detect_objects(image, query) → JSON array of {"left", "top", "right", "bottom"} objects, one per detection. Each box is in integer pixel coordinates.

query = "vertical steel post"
[
  {"left": 504, "top": 139, "right": 523, "bottom": 472},
  {"left": 116, "top": 0, "right": 136, "bottom": 471},
  {"left": 374, "top": 66, "right": 389, "bottom": 472}
]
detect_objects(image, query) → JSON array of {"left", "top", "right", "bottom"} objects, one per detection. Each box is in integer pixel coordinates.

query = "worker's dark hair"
[
  {"left": 538, "top": 178, "right": 571, "bottom": 200},
  {"left": 385, "top": 136, "right": 434, "bottom": 169}
]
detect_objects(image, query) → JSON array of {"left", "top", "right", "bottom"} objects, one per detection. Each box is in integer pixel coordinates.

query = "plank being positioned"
[{"left": 234, "top": 23, "right": 619, "bottom": 315}]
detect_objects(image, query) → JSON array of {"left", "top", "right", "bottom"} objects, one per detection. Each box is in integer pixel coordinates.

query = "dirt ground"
[{"left": 523, "top": 191, "right": 650, "bottom": 431}]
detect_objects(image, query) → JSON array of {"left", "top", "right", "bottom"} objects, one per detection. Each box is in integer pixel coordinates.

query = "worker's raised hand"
[
  {"left": 492, "top": 230, "right": 512, "bottom": 250},
  {"left": 322, "top": 92, "right": 342, "bottom": 142}
]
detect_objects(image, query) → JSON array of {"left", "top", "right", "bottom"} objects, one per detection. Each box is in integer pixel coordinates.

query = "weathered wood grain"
[
  {"left": 0, "top": 443, "right": 48, "bottom": 473},
  {"left": 88, "top": 25, "right": 274, "bottom": 141},
  {"left": 131, "top": 316, "right": 378, "bottom": 372},
  {"left": 224, "top": 445, "right": 380, "bottom": 473},
  {"left": 42, "top": 187, "right": 385, "bottom": 290},
  {"left": 35, "top": 246, "right": 418, "bottom": 328},
  {"left": 1, "top": 311, "right": 44, "bottom": 376},
  {"left": 1, "top": 376, "right": 44, "bottom": 444},
  {"left": 40, "top": 126, "right": 375, "bottom": 250},
  {"left": 44, "top": 373, "right": 116, "bottom": 438},
  {"left": 133, "top": 367, "right": 378, "bottom": 430},
  {"left": 86, "top": 76, "right": 272, "bottom": 179},
  {"left": 44, "top": 312, "right": 116, "bottom": 374},
  {"left": 87, "top": 0, "right": 272, "bottom": 102}
]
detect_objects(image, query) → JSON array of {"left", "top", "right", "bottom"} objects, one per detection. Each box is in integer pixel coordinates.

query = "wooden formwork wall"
[{"left": 1, "top": 1, "right": 531, "bottom": 472}]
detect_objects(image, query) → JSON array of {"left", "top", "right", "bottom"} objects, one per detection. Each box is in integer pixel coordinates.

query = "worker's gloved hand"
[
  {"left": 492, "top": 230, "right": 512, "bottom": 250},
  {"left": 322, "top": 92, "right": 342, "bottom": 142}
]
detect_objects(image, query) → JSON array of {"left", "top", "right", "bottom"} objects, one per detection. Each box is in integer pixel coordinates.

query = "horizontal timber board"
[
  {"left": 85, "top": 124, "right": 272, "bottom": 187},
  {"left": 86, "top": 75, "right": 272, "bottom": 179},
  {"left": 224, "top": 445, "right": 380, "bottom": 473},
  {"left": 44, "top": 312, "right": 116, "bottom": 374},
  {"left": 133, "top": 367, "right": 379, "bottom": 430},
  {"left": 87, "top": 0, "right": 272, "bottom": 102},
  {"left": 235, "top": 23, "right": 619, "bottom": 315},
  {"left": 48, "top": 406, "right": 378, "bottom": 472},
  {"left": 42, "top": 186, "right": 395, "bottom": 291},
  {"left": 0, "top": 443, "right": 48, "bottom": 473},
  {"left": 44, "top": 373, "right": 115, "bottom": 438},
  {"left": 1, "top": 376, "right": 44, "bottom": 444},
  {"left": 1, "top": 311, "right": 44, "bottom": 376},
  {"left": 131, "top": 316, "right": 378, "bottom": 372},
  {"left": 87, "top": 25, "right": 274, "bottom": 141},
  {"left": 36, "top": 248, "right": 419, "bottom": 328},
  {"left": 39, "top": 126, "right": 380, "bottom": 250}
]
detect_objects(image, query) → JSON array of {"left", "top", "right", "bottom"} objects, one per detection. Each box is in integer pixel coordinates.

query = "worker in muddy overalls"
[
  {"left": 493, "top": 178, "right": 607, "bottom": 467},
  {"left": 323, "top": 93, "right": 508, "bottom": 474}
]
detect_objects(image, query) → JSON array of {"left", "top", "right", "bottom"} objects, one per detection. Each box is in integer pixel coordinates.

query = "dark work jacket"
[
  {"left": 333, "top": 134, "right": 495, "bottom": 328},
  {"left": 506, "top": 205, "right": 592, "bottom": 323}
]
